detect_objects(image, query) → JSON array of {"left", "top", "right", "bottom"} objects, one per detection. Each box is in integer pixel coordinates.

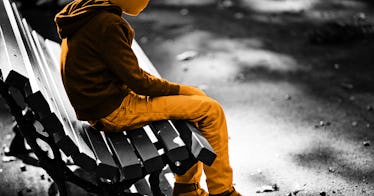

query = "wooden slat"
[
  {"left": 20, "top": 19, "right": 57, "bottom": 102},
  {"left": 44, "top": 39, "right": 60, "bottom": 67},
  {"left": 126, "top": 128, "right": 164, "bottom": 173},
  {"left": 70, "top": 124, "right": 98, "bottom": 171},
  {"left": 82, "top": 124, "right": 118, "bottom": 181},
  {"left": 0, "top": 26, "right": 12, "bottom": 81},
  {"left": 4, "top": 70, "right": 31, "bottom": 109},
  {"left": 172, "top": 120, "right": 216, "bottom": 166},
  {"left": 10, "top": 1, "right": 38, "bottom": 70},
  {"left": 0, "top": 0, "right": 28, "bottom": 79},
  {"left": 4, "top": 70, "right": 31, "bottom": 95},
  {"left": 149, "top": 120, "right": 189, "bottom": 162},
  {"left": 25, "top": 91, "right": 50, "bottom": 119},
  {"left": 133, "top": 178, "right": 152, "bottom": 196},
  {"left": 105, "top": 132, "right": 143, "bottom": 180},
  {"left": 51, "top": 129, "right": 80, "bottom": 157}
]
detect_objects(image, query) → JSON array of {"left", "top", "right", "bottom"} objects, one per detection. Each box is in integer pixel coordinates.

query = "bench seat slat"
[
  {"left": 25, "top": 91, "right": 50, "bottom": 119},
  {"left": 149, "top": 120, "right": 189, "bottom": 162},
  {"left": 70, "top": 152, "right": 97, "bottom": 172},
  {"left": 105, "top": 132, "right": 143, "bottom": 180},
  {"left": 71, "top": 124, "right": 98, "bottom": 171},
  {"left": 126, "top": 128, "right": 164, "bottom": 173},
  {"left": 4, "top": 70, "right": 31, "bottom": 109},
  {"left": 82, "top": 124, "right": 119, "bottom": 181},
  {"left": 51, "top": 129, "right": 80, "bottom": 156},
  {"left": 172, "top": 120, "right": 217, "bottom": 166}
]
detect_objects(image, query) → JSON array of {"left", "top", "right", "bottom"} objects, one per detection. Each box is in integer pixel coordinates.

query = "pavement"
[{"left": 1, "top": 0, "right": 374, "bottom": 195}]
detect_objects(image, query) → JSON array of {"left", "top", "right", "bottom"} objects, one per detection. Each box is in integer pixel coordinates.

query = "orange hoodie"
[{"left": 55, "top": 0, "right": 180, "bottom": 120}]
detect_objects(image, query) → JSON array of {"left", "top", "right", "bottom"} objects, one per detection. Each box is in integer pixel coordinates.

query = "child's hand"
[{"left": 179, "top": 85, "right": 206, "bottom": 96}]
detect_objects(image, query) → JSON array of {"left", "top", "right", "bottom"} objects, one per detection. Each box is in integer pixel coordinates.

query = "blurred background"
[{"left": 1, "top": 0, "right": 374, "bottom": 195}]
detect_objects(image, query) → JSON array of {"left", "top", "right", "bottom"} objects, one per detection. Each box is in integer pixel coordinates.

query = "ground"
[{"left": 1, "top": 0, "right": 374, "bottom": 195}]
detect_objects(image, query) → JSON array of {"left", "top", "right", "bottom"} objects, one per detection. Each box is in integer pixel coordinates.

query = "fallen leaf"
[
  {"left": 256, "top": 184, "right": 279, "bottom": 193},
  {"left": 176, "top": 51, "right": 198, "bottom": 61},
  {"left": 5, "top": 134, "right": 12, "bottom": 140},
  {"left": 2, "top": 145, "right": 10, "bottom": 154},
  {"left": 2, "top": 156, "right": 16, "bottom": 162}
]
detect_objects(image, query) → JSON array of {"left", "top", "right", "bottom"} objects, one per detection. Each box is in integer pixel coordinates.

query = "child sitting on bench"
[{"left": 55, "top": 0, "right": 242, "bottom": 195}]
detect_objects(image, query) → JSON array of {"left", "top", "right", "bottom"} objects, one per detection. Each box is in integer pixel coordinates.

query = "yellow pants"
[{"left": 94, "top": 92, "right": 233, "bottom": 194}]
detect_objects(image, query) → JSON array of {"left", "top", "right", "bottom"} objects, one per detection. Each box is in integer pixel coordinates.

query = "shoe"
[
  {"left": 172, "top": 183, "right": 209, "bottom": 196},
  {"left": 209, "top": 187, "right": 242, "bottom": 196}
]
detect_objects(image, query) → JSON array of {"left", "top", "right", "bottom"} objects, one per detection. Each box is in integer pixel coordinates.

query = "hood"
[{"left": 55, "top": 0, "right": 122, "bottom": 38}]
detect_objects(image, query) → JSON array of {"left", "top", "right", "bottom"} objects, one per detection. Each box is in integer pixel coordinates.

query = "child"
[{"left": 55, "top": 0, "right": 241, "bottom": 195}]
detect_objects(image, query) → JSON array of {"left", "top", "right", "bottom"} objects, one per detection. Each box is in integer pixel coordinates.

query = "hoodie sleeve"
[{"left": 100, "top": 21, "right": 180, "bottom": 97}]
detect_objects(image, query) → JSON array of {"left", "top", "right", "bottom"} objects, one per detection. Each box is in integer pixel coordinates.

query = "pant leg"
[
  {"left": 174, "top": 162, "right": 203, "bottom": 184},
  {"left": 99, "top": 92, "right": 233, "bottom": 194}
]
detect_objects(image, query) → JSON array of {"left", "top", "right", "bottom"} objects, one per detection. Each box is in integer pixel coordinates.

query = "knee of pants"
[
  {"left": 198, "top": 97, "right": 225, "bottom": 124},
  {"left": 204, "top": 98, "right": 224, "bottom": 115}
]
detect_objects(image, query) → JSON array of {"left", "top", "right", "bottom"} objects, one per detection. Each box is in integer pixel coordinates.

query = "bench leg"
[
  {"left": 7, "top": 124, "right": 31, "bottom": 155},
  {"left": 0, "top": 81, "right": 99, "bottom": 195}
]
